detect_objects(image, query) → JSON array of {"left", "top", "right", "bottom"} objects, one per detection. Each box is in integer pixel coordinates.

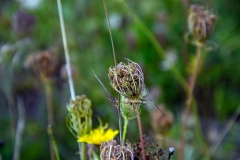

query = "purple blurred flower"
[{"left": 12, "top": 11, "right": 35, "bottom": 34}]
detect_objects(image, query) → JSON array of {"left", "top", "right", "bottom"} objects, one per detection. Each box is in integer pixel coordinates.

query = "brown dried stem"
[
  {"left": 135, "top": 104, "right": 146, "bottom": 160},
  {"left": 178, "top": 43, "right": 202, "bottom": 160}
]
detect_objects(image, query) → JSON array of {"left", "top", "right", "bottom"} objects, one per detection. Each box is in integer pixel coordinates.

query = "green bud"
[
  {"left": 66, "top": 95, "right": 92, "bottom": 138},
  {"left": 120, "top": 96, "right": 140, "bottom": 120}
]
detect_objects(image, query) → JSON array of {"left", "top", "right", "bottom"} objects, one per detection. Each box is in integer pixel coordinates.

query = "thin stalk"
[
  {"left": 102, "top": 0, "right": 122, "bottom": 143},
  {"left": 56, "top": 0, "right": 80, "bottom": 158},
  {"left": 13, "top": 97, "right": 25, "bottom": 160},
  {"left": 178, "top": 43, "right": 202, "bottom": 160},
  {"left": 191, "top": 97, "right": 207, "bottom": 152},
  {"left": 44, "top": 79, "right": 55, "bottom": 160},
  {"left": 205, "top": 105, "right": 240, "bottom": 159},
  {"left": 122, "top": 118, "right": 129, "bottom": 144},
  {"left": 117, "top": 95, "right": 122, "bottom": 144},
  {"left": 44, "top": 79, "right": 54, "bottom": 127},
  {"left": 102, "top": 0, "right": 117, "bottom": 66},
  {"left": 135, "top": 104, "right": 146, "bottom": 160},
  {"left": 78, "top": 142, "right": 82, "bottom": 160},
  {"left": 48, "top": 126, "right": 61, "bottom": 160},
  {"left": 92, "top": 150, "right": 99, "bottom": 160},
  {"left": 56, "top": 0, "right": 75, "bottom": 100},
  {"left": 81, "top": 142, "right": 85, "bottom": 160}
]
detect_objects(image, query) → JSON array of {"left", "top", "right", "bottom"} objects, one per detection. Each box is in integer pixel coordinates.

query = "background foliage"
[{"left": 0, "top": 0, "right": 240, "bottom": 159}]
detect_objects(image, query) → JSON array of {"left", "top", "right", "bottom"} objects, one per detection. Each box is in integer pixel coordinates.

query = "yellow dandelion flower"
[{"left": 77, "top": 126, "right": 119, "bottom": 145}]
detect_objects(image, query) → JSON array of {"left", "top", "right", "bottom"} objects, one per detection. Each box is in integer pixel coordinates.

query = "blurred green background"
[{"left": 0, "top": 0, "right": 240, "bottom": 159}]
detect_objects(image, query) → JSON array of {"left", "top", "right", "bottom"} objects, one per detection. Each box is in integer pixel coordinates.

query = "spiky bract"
[{"left": 66, "top": 95, "right": 92, "bottom": 138}]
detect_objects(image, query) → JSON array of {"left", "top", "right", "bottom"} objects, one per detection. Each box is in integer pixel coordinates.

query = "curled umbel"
[
  {"left": 100, "top": 140, "right": 134, "bottom": 160},
  {"left": 188, "top": 5, "right": 216, "bottom": 43},
  {"left": 108, "top": 59, "right": 146, "bottom": 102}
]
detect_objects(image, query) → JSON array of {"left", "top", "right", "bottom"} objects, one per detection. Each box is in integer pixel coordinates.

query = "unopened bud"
[{"left": 188, "top": 5, "right": 216, "bottom": 43}]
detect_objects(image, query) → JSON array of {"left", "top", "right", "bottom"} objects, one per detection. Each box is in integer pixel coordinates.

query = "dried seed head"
[
  {"left": 108, "top": 59, "right": 145, "bottom": 101},
  {"left": 100, "top": 140, "right": 134, "bottom": 160},
  {"left": 188, "top": 5, "right": 216, "bottom": 43},
  {"left": 66, "top": 95, "right": 92, "bottom": 137},
  {"left": 25, "top": 49, "right": 57, "bottom": 79}
]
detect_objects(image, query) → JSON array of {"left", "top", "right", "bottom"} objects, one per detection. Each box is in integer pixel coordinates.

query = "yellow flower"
[{"left": 77, "top": 126, "right": 119, "bottom": 145}]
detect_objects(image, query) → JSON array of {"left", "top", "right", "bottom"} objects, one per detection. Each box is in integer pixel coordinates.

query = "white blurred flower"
[
  {"left": 106, "top": 13, "right": 122, "bottom": 30},
  {"left": 17, "top": 0, "right": 42, "bottom": 9},
  {"left": 159, "top": 49, "right": 177, "bottom": 71}
]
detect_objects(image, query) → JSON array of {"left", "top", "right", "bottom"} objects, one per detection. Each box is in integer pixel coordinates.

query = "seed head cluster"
[
  {"left": 188, "top": 5, "right": 216, "bottom": 43},
  {"left": 108, "top": 59, "right": 145, "bottom": 102},
  {"left": 25, "top": 49, "right": 57, "bottom": 79},
  {"left": 100, "top": 140, "right": 134, "bottom": 160}
]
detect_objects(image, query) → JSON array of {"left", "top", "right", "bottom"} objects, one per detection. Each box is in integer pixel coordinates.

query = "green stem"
[
  {"left": 81, "top": 142, "right": 85, "bottom": 160},
  {"left": 44, "top": 79, "right": 55, "bottom": 160},
  {"left": 92, "top": 150, "right": 99, "bottom": 160},
  {"left": 117, "top": 95, "right": 122, "bottom": 144},
  {"left": 122, "top": 118, "right": 129, "bottom": 144},
  {"left": 48, "top": 126, "right": 61, "bottom": 160}
]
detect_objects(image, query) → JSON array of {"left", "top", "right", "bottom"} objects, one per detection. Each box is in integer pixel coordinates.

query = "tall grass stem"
[
  {"left": 102, "top": 0, "right": 122, "bottom": 143},
  {"left": 56, "top": 0, "right": 75, "bottom": 100}
]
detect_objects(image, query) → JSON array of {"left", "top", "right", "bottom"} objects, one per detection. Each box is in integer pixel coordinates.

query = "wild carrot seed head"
[
  {"left": 188, "top": 5, "right": 216, "bottom": 43},
  {"left": 100, "top": 140, "right": 134, "bottom": 160},
  {"left": 108, "top": 59, "right": 145, "bottom": 101}
]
